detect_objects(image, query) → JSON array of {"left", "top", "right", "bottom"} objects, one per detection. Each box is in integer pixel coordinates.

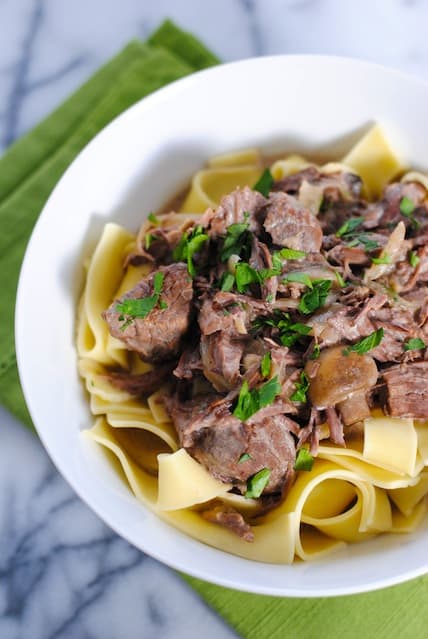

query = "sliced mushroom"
[{"left": 305, "top": 345, "right": 378, "bottom": 425}]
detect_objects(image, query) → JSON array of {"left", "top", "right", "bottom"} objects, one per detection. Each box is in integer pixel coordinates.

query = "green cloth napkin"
[{"left": 2, "top": 19, "right": 428, "bottom": 639}]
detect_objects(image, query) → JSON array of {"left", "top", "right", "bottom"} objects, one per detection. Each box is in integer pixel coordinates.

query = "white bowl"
[{"left": 16, "top": 55, "right": 428, "bottom": 597}]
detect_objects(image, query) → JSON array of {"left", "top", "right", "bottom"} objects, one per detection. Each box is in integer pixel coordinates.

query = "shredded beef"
[
  {"left": 382, "top": 361, "right": 428, "bottom": 418},
  {"left": 202, "top": 186, "right": 266, "bottom": 238},
  {"left": 201, "top": 504, "right": 254, "bottom": 542},
  {"left": 105, "top": 362, "right": 175, "bottom": 396},
  {"left": 264, "top": 192, "right": 323, "bottom": 252}
]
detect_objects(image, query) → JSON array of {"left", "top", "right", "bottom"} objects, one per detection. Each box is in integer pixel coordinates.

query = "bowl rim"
[{"left": 15, "top": 52, "right": 428, "bottom": 597}]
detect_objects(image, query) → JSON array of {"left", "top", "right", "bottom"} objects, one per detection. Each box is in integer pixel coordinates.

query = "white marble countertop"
[{"left": 1, "top": 1, "right": 428, "bottom": 637}]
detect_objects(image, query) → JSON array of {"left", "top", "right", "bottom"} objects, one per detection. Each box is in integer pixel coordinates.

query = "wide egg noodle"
[
  {"left": 157, "top": 448, "right": 232, "bottom": 511},
  {"left": 363, "top": 416, "right": 418, "bottom": 476},
  {"left": 343, "top": 124, "right": 404, "bottom": 198},
  {"left": 77, "top": 223, "right": 134, "bottom": 367},
  {"left": 180, "top": 164, "right": 262, "bottom": 212}
]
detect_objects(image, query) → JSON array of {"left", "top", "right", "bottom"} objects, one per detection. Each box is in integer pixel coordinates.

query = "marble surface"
[{"left": 1, "top": 1, "right": 428, "bottom": 637}]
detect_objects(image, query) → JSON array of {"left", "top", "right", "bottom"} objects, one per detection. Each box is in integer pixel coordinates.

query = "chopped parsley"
[
  {"left": 148, "top": 212, "right": 160, "bottom": 225},
  {"left": 116, "top": 271, "right": 165, "bottom": 330},
  {"left": 298, "top": 279, "right": 332, "bottom": 314},
  {"left": 336, "top": 218, "right": 379, "bottom": 251},
  {"left": 238, "top": 452, "right": 252, "bottom": 464},
  {"left": 245, "top": 468, "right": 271, "bottom": 498},
  {"left": 261, "top": 352, "right": 271, "bottom": 378},
  {"left": 145, "top": 233, "right": 155, "bottom": 250},
  {"left": 400, "top": 196, "right": 420, "bottom": 229},
  {"left": 400, "top": 196, "right": 415, "bottom": 216},
  {"left": 336, "top": 217, "right": 364, "bottom": 238},
  {"left": 173, "top": 225, "right": 209, "bottom": 276},
  {"left": 282, "top": 272, "right": 314, "bottom": 289},
  {"left": 371, "top": 253, "right": 392, "bottom": 265},
  {"left": 409, "top": 250, "right": 420, "bottom": 268},
  {"left": 294, "top": 448, "right": 314, "bottom": 471},
  {"left": 235, "top": 262, "right": 260, "bottom": 293},
  {"left": 404, "top": 337, "right": 426, "bottom": 351},
  {"left": 343, "top": 328, "right": 384, "bottom": 355},
  {"left": 219, "top": 271, "right": 235, "bottom": 291},
  {"left": 346, "top": 234, "right": 379, "bottom": 251},
  {"left": 253, "top": 168, "right": 274, "bottom": 197},
  {"left": 233, "top": 377, "right": 281, "bottom": 421},
  {"left": 278, "top": 248, "right": 306, "bottom": 260},
  {"left": 290, "top": 371, "right": 310, "bottom": 403},
  {"left": 253, "top": 311, "right": 312, "bottom": 347},
  {"left": 310, "top": 343, "right": 321, "bottom": 360},
  {"left": 220, "top": 221, "right": 252, "bottom": 262},
  {"left": 335, "top": 270, "right": 346, "bottom": 288}
]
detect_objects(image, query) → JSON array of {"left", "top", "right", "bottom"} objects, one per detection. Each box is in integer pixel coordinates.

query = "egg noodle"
[{"left": 77, "top": 125, "right": 428, "bottom": 563}]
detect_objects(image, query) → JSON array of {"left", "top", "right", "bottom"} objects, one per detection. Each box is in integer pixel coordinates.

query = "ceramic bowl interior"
[{"left": 16, "top": 55, "right": 428, "bottom": 596}]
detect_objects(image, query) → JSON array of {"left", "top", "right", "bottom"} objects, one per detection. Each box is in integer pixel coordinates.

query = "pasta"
[{"left": 77, "top": 124, "right": 428, "bottom": 563}]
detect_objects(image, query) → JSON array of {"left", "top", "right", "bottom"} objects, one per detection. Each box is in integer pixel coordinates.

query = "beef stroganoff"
[{"left": 77, "top": 125, "right": 428, "bottom": 563}]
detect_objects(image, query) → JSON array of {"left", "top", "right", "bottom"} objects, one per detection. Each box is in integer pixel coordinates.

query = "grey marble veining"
[{"left": 2, "top": 1, "right": 428, "bottom": 637}]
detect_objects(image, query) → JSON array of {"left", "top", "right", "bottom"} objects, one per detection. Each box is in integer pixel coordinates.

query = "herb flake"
[
  {"left": 115, "top": 271, "right": 165, "bottom": 329},
  {"left": 173, "top": 225, "right": 209, "bottom": 276},
  {"left": 409, "top": 250, "right": 420, "bottom": 268},
  {"left": 404, "top": 337, "right": 426, "bottom": 351},
  {"left": 148, "top": 212, "right": 160, "bottom": 225},
  {"left": 298, "top": 279, "right": 332, "bottom": 315},
  {"left": 220, "top": 221, "right": 251, "bottom": 262},
  {"left": 245, "top": 468, "right": 271, "bottom": 498},
  {"left": 294, "top": 448, "right": 314, "bottom": 471},
  {"left": 233, "top": 377, "right": 281, "bottom": 421},
  {"left": 290, "top": 371, "right": 310, "bottom": 403},
  {"left": 371, "top": 253, "right": 392, "bottom": 265},
  {"left": 343, "top": 328, "right": 384, "bottom": 355},
  {"left": 253, "top": 168, "right": 274, "bottom": 197},
  {"left": 238, "top": 453, "right": 252, "bottom": 464},
  {"left": 336, "top": 217, "right": 364, "bottom": 238},
  {"left": 261, "top": 352, "right": 271, "bottom": 378}
]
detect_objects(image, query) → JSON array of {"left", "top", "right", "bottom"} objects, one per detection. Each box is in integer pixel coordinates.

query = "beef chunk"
[
  {"left": 264, "top": 192, "right": 323, "bottom": 252},
  {"left": 198, "top": 292, "right": 270, "bottom": 337},
  {"left": 103, "top": 263, "right": 193, "bottom": 363},
  {"left": 166, "top": 394, "right": 297, "bottom": 494},
  {"left": 382, "top": 361, "right": 428, "bottom": 418},
  {"left": 202, "top": 186, "right": 266, "bottom": 238},
  {"left": 200, "top": 332, "right": 245, "bottom": 391}
]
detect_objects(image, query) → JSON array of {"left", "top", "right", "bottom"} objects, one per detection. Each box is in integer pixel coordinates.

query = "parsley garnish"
[
  {"left": 261, "top": 352, "right": 271, "bottom": 378},
  {"left": 371, "top": 253, "right": 392, "bottom": 265},
  {"left": 253, "top": 168, "right": 274, "bottom": 197},
  {"left": 116, "top": 271, "right": 165, "bottom": 330},
  {"left": 400, "top": 196, "right": 415, "bottom": 216},
  {"left": 233, "top": 377, "right": 281, "bottom": 421},
  {"left": 346, "top": 234, "right": 379, "bottom": 251},
  {"left": 148, "top": 212, "right": 160, "bottom": 225},
  {"left": 404, "top": 337, "right": 426, "bottom": 351},
  {"left": 298, "top": 279, "right": 332, "bottom": 314},
  {"left": 278, "top": 248, "right": 306, "bottom": 260},
  {"left": 245, "top": 468, "right": 271, "bottom": 498},
  {"left": 400, "top": 196, "right": 420, "bottom": 229},
  {"left": 343, "top": 328, "right": 384, "bottom": 355},
  {"left": 294, "top": 448, "right": 314, "bottom": 471},
  {"left": 336, "top": 218, "right": 379, "bottom": 251},
  {"left": 220, "top": 221, "right": 252, "bottom": 262},
  {"left": 310, "top": 343, "right": 321, "bottom": 360},
  {"left": 290, "top": 371, "right": 310, "bottom": 403},
  {"left": 145, "top": 233, "right": 155, "bottom": 250},
  {"left": 409, "top": 250, "right": 420, "bottom": 268},
  {"left": 219, "top": 271, "right": 235, "bottom": 291},
  {"left": 235, "top": 262, "right": 260, "bottom": 293},
  {"left": 238, "top": 453, "right": 252, "bottom": 464},
  {"left": 253, "top": 311, "right": 311, "bottom": 347},
  {"left": 336, "top": 217, "right": 364, "bottom": 238},
  {"left": 173, "top": 225, "right": 209, "bottom": 276},
  {"left": 282, "top": 272, "right": 314, "bottom": 289},
  {"left": 335, "top": 270, "right": 346, "bottom": 288}
]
